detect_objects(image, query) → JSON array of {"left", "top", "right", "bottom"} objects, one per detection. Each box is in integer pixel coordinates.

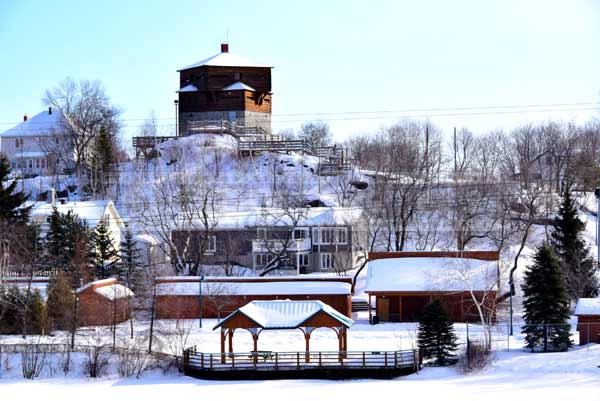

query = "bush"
[
  {"left": 116, "top": 340, "right": 154, "bottom": 378},
  {"left": 458, "top": 342, "right": 493, "bottom": 373},
  {"left": 20, "top": 341, "right": 49, "bottom": 379},
  {"left": 46, "top": 271, "right": 75, "bottom": 331}
]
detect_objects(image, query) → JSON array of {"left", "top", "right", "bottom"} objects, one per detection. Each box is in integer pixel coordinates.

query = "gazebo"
[{"left": 213, "top": 300, "right": 353, "bottom": 362}]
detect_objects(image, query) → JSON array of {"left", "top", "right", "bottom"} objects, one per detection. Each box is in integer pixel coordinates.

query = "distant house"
[
  {"left": 171, "top": 207, "right": 367, "bottom": 275},
  {"left": 575, "top": 298, "right": 600, "bottom": 345},
  {"left": 29, "top": 199, "right": 125, "bottom": 252},
  {"left": 0, "top": 108, "right": 73, "bottom": 177},
  {"left": 365, "top": 251, "right": 500, "bottom": 323}
]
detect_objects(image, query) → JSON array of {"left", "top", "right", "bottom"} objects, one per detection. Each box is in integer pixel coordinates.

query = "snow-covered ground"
[{"left": 2, "top": 345, "right": 599, "bottom": 401}]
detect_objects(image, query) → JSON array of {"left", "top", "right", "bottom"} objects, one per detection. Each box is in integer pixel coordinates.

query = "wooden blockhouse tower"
[{"left": 177, "top": 44, "right": 273, "bottom": 137}]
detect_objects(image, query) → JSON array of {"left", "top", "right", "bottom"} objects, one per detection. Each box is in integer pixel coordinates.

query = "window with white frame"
[
  {"left": 255, "top": 253, "right": 274, "bottom": 267},
  {"left": 203, "top": 235, "right": 216, "bottom": 253},
  {"left": 320, "top": 253, "right": 335, "bottom": 270},
  {"left": 337, "top": 228, "right": 348, "bottom": 245},
  {"left": 15, "top": 138, "right": 23, "bottom": 148},
  {"left": 293, "top": 228, "right": 308, "bottom": 240},
  {"left": 298, "top": 253, "right": 309, "bottom": 266},
  {"left": 320, "top": 228, "right": 335, "bottom": 244}
]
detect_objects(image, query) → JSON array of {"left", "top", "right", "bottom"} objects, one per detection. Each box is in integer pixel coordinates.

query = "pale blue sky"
[{"left": 1, "top": 0, "right": 599, "bottom": 143}]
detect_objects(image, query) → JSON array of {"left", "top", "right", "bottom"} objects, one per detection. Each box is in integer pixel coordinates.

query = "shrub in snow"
[
  {"left": 116, "top": 339, "right": 154, "bottom": 378},
  {"left": 20, "top": 341, "right": 49, "bottom": 379},
  {"left": 458, "top": 342, "right": 492, "bottom": 373},
  {"left": 417, "top": 300, "right": 458, "bottom": 366}
]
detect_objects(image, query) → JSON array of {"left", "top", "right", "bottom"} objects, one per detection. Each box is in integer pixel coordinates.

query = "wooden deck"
[{"left": 183, "top": 348, "right": 421, "bottom": 380}]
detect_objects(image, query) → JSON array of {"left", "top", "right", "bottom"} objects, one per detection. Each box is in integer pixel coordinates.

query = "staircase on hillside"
[{"left": 352, "top": 299, "right": 370, "bottom": 312}]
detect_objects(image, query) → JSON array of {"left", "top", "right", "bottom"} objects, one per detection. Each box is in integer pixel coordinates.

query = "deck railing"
[{"left": 183, "top": 348, "right": 420, "bottom": 372}]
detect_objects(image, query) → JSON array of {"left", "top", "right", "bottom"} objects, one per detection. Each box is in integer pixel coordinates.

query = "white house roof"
[
  {"left": 156, "top": 280, "right": 351, "bottom": 297},
  {"left": 365, "top": 257, "right": 498, "bottom": 293},
  {"left": 134, "top": 233, "right": 160, "bottom": 246},
  {"left": 94, "top": 284, "right": 134, "bottom": 300},
  {"left": 575, "top": 298, "right": 600, "bottom": 315},
  {"left": 176, "top": 84, "right": 199, "bottom": 93},
  {"left": 205, "top": 207, "right": 364, "bottom": 230},
  {"left": 178, "top": 51, "right": 271, "bottom": 71},
  {"left": 0, "top": 109, "right": 67, "bottom": 138},
  {"left": 30, "top": 200, "right": 124, "bottom": 229},
  {"left": 222, "top": 81, "right": 256, "bottom": 91},
  {"left": 214, "top": 300, "right": 353, "bottom": 330}
]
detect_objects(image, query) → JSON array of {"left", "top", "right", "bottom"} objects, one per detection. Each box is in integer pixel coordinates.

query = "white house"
[
  {"left": 29, "top": 199, "right": 125, "bottom": 252},
  {"left": 0, "top": 108, "right": 73, "bottom": 177}
]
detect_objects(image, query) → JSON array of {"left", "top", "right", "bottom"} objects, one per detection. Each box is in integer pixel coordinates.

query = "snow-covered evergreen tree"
[
  {"left": 92, "top": 218, "right": 119, "bottom": 279},
  {"left": 550, "top": 185, "right": 599, "bottom": 300},
  {"left": 117, "top": 228, "right": 142, "bottom": 290},
  {"left": 0, "top": 154, "right": 31, "bottom": 224},
  {"left": 417, "top": 299, "right": 458, "bottom": 365},
  {"left": 521, "top": 243, "right": 572, "bottom": 352}
]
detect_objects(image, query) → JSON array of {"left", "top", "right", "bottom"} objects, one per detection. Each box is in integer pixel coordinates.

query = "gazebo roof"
[{"left": 213, "top": 300, "right": 353, "bottom": 330}]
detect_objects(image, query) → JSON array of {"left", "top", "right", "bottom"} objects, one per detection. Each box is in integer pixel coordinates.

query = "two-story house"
[
  {"left": 0, "top": 108, "right": 73, "bottom": 177},
  {"left": 170, "top": 207, "right": 367, "bottom": 275}
]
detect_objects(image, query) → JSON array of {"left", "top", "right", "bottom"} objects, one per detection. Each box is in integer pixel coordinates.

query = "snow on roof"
[
  {"left": 222, "top": 81, "right": 255, "bottom": 91},
  {"left": 156, "top": 280, "right": 351, "bottom": 296},
  {"left": 179, "top": 51, "right": 271, "bottom": 71},
  {"left": 76, "top": 278, "right": 116, "bottom": 294},
  {"left": 12, "top": 151, "right": 48, "bottom": 158},
  {"left": 206, "top": 207, "right": 364, "bottom": 230},
  {"left": 214, "top": 300, "right": 353, "bottom": 330},
  {"left": 365, "top": 257, "right": 498, "bottom": 293},
  {"left": 134, "top": 233, "right": 159, "bottom": 246},
  {"left": 0, "top": 109, "right": 68, "bottom": 138},
  {"left": 575, "top": 298, "right": 600, "bottom": 315},
  {"left": 94, "top": 284, "right": 134, "bottom": 300},
  {"left": 176, "top": 84, "right": 198, "bottom": 93},
  {"left": 30, "top": 200, "right": 123, "bottom": 228}
]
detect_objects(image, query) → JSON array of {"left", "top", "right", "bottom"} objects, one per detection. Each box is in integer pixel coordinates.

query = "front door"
[{"left": 377, "top": 297, "right": 390, "bottom": 321}]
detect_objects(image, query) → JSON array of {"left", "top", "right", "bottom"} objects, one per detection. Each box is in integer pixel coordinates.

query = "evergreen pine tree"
[
  {"left": 118, "top": 228, "right": 143, "bottom": 290},
  {"left": 90, "top": 126, "right": 115, "bottom": 196},
  {"left": 0, "top": 154, "right": 31, "bottom": 224},
  {"left": 550, "top": 185, "right": 599, "bottom": 300},
  {"left": 417, "top": 300, "right": 458, "bottom": 365},
  {"left": 45, "top": 208, "right": 93, "bottom": 273},
  {"left": 521, "top": 243, "right": 572, "bottom": 352},
  {"left": 93, "top": 218, "right": 119, "bottom": 279},
  {"left": 46, "top": 271, "right": 76, "bottom": 331}
]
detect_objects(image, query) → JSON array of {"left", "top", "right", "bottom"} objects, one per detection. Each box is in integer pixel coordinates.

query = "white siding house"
[{"left": 0, "top": 108, "right": 73, "bottom": 177}]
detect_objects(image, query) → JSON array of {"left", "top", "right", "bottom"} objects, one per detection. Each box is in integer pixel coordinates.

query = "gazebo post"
[
  {"left": 220, "top": 329, "right": 226, "bottom": 363},
  {"left": 337, "top": 328, "right": 344, "bottom": 362},
  {"left": 303, "top": 328, "right": 313, "bottom": 363},
  {"left": 251, "top": 329, "right": 259, "bottom": 365},
  {"left": 228, "top": 329, "right": 234, "bottom": 355}
]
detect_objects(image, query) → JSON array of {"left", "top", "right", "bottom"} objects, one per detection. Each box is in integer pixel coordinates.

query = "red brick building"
[
  {"left": 154, "top": 276, "right": 352, "bottom": 320},
  {"left": 365, "top": 251, "right": 500, "bottom": 323},
  {"left": 76, "top": 278, "right": 133, "bottom": 327}
]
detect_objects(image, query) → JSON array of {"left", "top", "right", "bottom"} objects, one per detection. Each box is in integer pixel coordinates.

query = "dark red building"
[{"left": 365, "top": 251, "right": 500, "bottom": 323}]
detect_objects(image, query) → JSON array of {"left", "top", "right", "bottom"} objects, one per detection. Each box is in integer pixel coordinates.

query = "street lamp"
[
  {"left": 198, "top": 273, "right": 205, "bottom": 328},
  {"left": 174, "top": 99, "right": 179, "bottom": 137}
]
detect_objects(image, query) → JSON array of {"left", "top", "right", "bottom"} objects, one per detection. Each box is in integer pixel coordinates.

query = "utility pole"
[{"left": 595, "top": 187, "right": 600, "bottom": 266}]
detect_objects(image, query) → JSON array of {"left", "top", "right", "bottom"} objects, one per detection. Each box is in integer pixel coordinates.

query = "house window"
[
  {"left": 205, "top": 235, "right": 216, "bottom": 253},
  {"left": 298, "top": 253, "right": 309, "bottom": 266},
  {"left": 320, "top": 228, "right": 335, "bottom": 244},
  {"left": 293, "top": 228, "right": 307, "bottom": 240},
  {"left": 320, "top": 253, "right": 335, "bottom": 270},
  {"left": 337, "top": 228, "right": 348, "bottom": 245},
  {"left": 257, "top": 228, "right": 267, "bottom": 239},
  {"left": 15, "top": 138, "right": 23, "bottom": 148},
  {"left": 28, "top": 159, "right": 33, "bottom": 169},
  {"left": 255, "top": 253, "right": 273, "bottom": 267}
]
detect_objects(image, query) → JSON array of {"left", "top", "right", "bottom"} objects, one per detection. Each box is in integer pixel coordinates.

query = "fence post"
[
  {"left": 394, "top": 351, "right": 398, "bottom": 368},
  {"left": 362, "top": 351, "right": 366, "bottom": 368},
  {"left": 201, "top": 352, "right": 204, "bottom": 369},
  {"left": 384, "top": 352, "right": 388, "bottom": 368},
  {"left": 275, "top": 352, "right": 278, "bottom": 370},
  {"left": 319, "top": 352, "right": 322, "bottom": 367},
  {"left": 210, "top": 353, "right": 213, "bottom": 368},
  {"left": 297, "top": 352, "right": 300, "bottom": 369}
]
